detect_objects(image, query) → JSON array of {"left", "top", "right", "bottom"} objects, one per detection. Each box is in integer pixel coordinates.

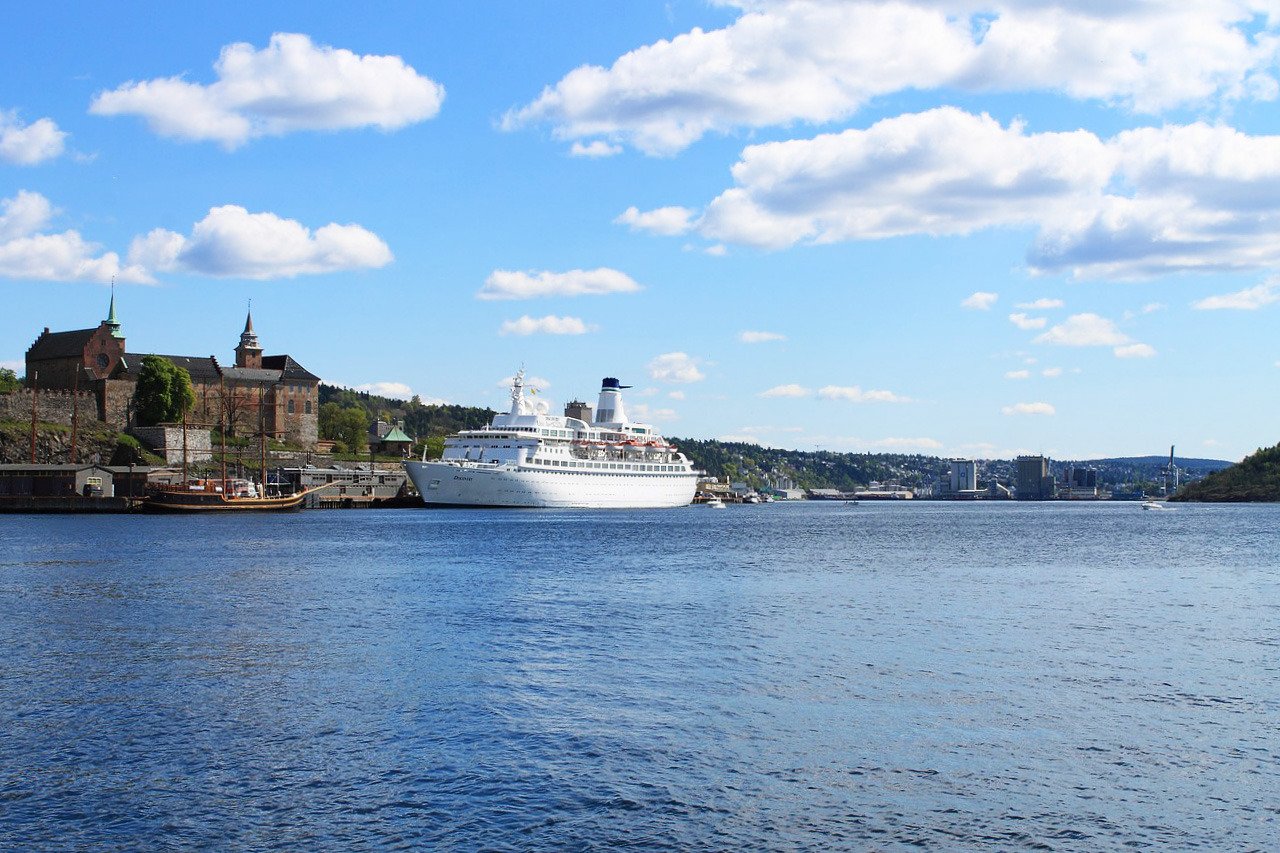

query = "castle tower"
[
  {"left": 235, "top": 310, "right": 262, "bottom": 369},
  {"left": 106, "top": 289, "right": 124, "bottom": 339}
]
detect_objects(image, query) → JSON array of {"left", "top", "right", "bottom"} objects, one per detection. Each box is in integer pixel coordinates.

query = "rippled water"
[{"left": 1, "top": 502, "right": 1276, "bottom": 850}]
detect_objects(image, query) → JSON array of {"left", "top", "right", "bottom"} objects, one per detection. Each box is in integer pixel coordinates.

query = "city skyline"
[{"left": 3, "top": 2, "right": 1279, "bottom": 461}]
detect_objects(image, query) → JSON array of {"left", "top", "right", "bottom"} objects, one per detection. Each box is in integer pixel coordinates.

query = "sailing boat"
[{"left": 145, "top": 377, "right": 325, "bottom": 512}]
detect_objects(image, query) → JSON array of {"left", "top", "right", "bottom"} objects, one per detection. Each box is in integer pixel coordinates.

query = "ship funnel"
[{"left": 595, "top": 377, "right": 630, "bottom": 424}]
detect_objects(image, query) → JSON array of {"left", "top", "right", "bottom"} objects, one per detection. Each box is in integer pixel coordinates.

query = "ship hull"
[{"left": 405, "top": 461, "right": 697, "bottom": 509}]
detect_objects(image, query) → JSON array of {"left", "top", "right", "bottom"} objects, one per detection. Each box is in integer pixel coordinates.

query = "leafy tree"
[
  {"left": 319, "top": 401, "right": 369, "bottom": 453},
  {"left": 0, "top": 367, "right": 19, "bottom": 392},
  {"left": 134, "top": 356, "right": 195, "bottom": 426}
]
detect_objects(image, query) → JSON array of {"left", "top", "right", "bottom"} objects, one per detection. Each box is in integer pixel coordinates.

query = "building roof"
[
  {"left": 26, "top": 327, "right": 97, "bottom": 361},
  {"left": 261, "top": 354, "right": 319, "bottom": 383},
  {"left": 380, "top": 426, "right": 413, "bottom": 443},
  {"left": 118, "top": 354, "right": 223, "bottom": 381},
  {"left": 220, "top": 366, "right": 283, "bottom": 383}
]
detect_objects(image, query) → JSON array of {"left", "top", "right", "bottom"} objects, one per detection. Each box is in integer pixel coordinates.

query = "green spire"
[{"left": 106, "top": 286, "right": 124, "bottom": 338}]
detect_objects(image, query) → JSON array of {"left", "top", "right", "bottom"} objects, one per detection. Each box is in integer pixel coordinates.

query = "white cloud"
[
  {"left": 90, "top": 33, "right": 444, "bottom": 148},
  {"left": 817, "top": 385, "right": 911, "bottom": 403},
  {"left": 1192, "top": 279, "right": 1280, "bottom": 310},
  {"left": 353, "top": 381, "right": 414, "bottom": 399},
  {"left": 626, "top": 108, "right": 1280, "bottom": 280},
  {"left": 1041, "top": 367, "right": 1063, "bottom": 377},
  {"left": 703, "top": 244, "right": 728, "bottom": 256},
  {"left": 648, "top": 352, "right": 705, "bottom": 383},
  {"left": 1008, "top": 312, "right": 1047, "bottom": 330},
  {"left": 127, "top": 205, "right": 392, "bottom": 279},
  {"left": 0, "top": 111, "right": 67, "bottom": 165},
  {"left": 668, "top": 390, "right": 685, "bottom": 400},
  {"left": 1002, "top": 401, "right": 1056, "bottom": 416},
  {"left": 1114, "top": 343, "right": 1158, "bottom": 358},
  {"left": 505, "top": 2, "right": 1279, "bottom": 155},
  {"left": 478, "top": 267, "right": 641, "bottom": 300},
  {"left": 498, "top": 314, "right": 592, "bottom": 336},
  {"left": 1142, "top": 302, "right": 1167, "bottom": 314},
  {"left": 0, "top": 190, "right": 151, "bottom": 283},
  {"left": 570, "top": 140, "right": 621, "bottom": 158},
  {"left": 700, "top": 108, "right": 1112, "bottom": 249},
  {"left": 1016, "top": 298, "right": 1064, "bottom": 310},
  {"left": 739, "top": 330, "right": 786, "bottom": 343},
  {"left": 1034, "top": 313, "right": 1131, "bottom": 347},
  {"left": 1005, "top": 369, "right": 1030, "bottom": 379},
  {"left": 1, "top": 359, "right": 22, "bottom": 373},
  {"left": 759, "top": 383, "right": 810, "bottom": 398},
  {"left": 962, "top": 291, "right": 999, "bottom": 310},
  {"left": 614, "top": 205, "right": 696, "bottom": 236},
  {"left": 631, "top": 403, "right": 678, "bottom": 422}
]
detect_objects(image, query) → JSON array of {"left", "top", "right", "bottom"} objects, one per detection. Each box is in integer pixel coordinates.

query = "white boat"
[
  {"left": 405, "top": 371, "right": 699, "bottom": 508},
  {"left": 1141, "top": 500, "right": 1175, "bottom": 511},
  {"left": 705, "top": 496, "right": 726, "bottom": 509}
]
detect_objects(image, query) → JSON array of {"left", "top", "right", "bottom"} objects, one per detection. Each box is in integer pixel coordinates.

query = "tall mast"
[
  {"left": 70, "top": 367, "right": 79, "bottom": 464},
  {"left": 29, "top": 370, "right": 38, "bottom": 464},
  {"left": 220, "top": 375, "right": 227, "bottom": 491},
  {"left": 181, "top": 402, "right": 189, "bottom": 485}
]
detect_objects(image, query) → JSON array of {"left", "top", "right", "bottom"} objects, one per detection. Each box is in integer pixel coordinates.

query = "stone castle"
[{"left": 20, "top": 296, "right": 320, "bottom": 449}]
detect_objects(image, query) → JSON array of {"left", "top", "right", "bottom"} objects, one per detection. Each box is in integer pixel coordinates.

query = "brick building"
[{"left": 24, "top": 297, "right": 320, "bottom": 449}]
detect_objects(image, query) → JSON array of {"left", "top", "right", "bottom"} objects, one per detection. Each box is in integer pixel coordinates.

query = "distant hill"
[
  {"left": 319, "top": 384, "right": 494, "bottom": 439},
  {"left": 1170, "top": 443, "right": 1280, "bottom": 502},
  {"left": 1082, "top": 455, "right": 1234, "bottom": 472}
]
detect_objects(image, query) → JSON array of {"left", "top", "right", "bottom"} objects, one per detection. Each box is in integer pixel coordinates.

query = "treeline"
[
  {"left": 1171, "top": 442, "right": 1280, "bottom": 502},
  {"left": 318, "top": 384, "right": 494, "bottom": 453},
  {"left": 670, "top": 437, "right": 944, "bottom": 491}
]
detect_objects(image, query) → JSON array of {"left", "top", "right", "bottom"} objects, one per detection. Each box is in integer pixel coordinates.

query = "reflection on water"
[{"left": 1, "top": 503, "right": 1276, "bottom": 850}]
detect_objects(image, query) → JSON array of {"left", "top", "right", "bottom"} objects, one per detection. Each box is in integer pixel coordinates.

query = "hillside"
[
  {"left": 319, "top": 384, "right": 494, "bottom": 438},
  {"left": 1170, "top": 443, "right": 1280, "bottom": 502}
]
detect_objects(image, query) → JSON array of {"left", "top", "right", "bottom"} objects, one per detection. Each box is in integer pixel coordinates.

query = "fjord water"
[{"left": 1, "top": 502, "right": 1275, "bottom": 850}]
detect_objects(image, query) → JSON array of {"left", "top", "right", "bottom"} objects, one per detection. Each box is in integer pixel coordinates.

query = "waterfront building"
[
  {"left": 950, "top": 459, "right": 977, "bottom": 493},
  {"left": 1015, "top": 455, "right": 1055, "bottom": 500},
  {"left": 24, "top": 298, "right": 320, "bottom": 449},
  {"left": 1063, "top": 466, "right": 1099, "bottom": 499}
]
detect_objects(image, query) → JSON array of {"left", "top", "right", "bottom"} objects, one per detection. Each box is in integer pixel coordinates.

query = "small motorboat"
[
  {"left": 1141, "top": 500, "right": 1174, "bottom": 511},
  {"left": 706, "top": 497, "right": 726, "bottom": 509}
]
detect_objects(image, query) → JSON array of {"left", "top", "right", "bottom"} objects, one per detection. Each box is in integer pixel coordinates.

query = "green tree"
[
  {"left": 0, "top": 367, "right": 19, "bottom": 393},
  {"left": 319, "top": 402, "right": 369, "bottom": 453},
  {"left": 134, "top": 356, "right": 195, "bottom": 426}
]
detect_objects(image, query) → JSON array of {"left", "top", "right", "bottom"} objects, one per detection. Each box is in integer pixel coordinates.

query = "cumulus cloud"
[
  {"left": 759, "top": 383, "right": 810, "bottom": 398},
  {"left": 127, "top": 205, "right": 392, "bottom": 279},
  {"left": 739, "top": 330, "right": 786, "bottom": 343},
  {"left": 1041, "top": 367, "right": 1063, "bottom": 377},
  {"left": 478, "top": 267, "right": 641, "bottom": 300},
  {"left": 570, "top": 140, "right": 621, "bottom": 158},
  {"left": 1016, "top": 298, "right": 1064, "bottom": 309},
  {"left": 1113, "top": 343, "right": 1157, "bottom": 358},
  {"left": 961, "top": 291, "right": 999, "bottom": 310},
  {"left": 1034, "top": 313, "right": 1131, "bottom": 347},
  {"left": 648, "top": 352, "right": 705, "bottom": 383},
  {"left": 628, "top": 109, "right": 1280, "bottom": 280},
  {"left": 1009, "top": 312, "right": 1047, "bottom": 330},
  {"left": 353, "top": 381, "right": 415, "bottom": 399},
  {"left": 498, "top": 314, "right": 592, "bottom": 336},
  {"left": 498, "top": 374, "right": 551, "bottom": 390},
  {"left": 0, "top": 359, "right": 22, "bottom": 373},
  {"left": 1034, "top": 313, "right": 1157, "bottom": 358},
  {"left": 1002, "top": 401, "right": 1056, "bottom": 416},
  {"left": 505, "top": 1, "right": 1280, "bottom": 155},
  {"left": 668, "top": 390, "right": 686, "bottom": 400},
  {"left": 614, "top": 205, "right": 697, "bottom": 236},
  {"left": 0, "top": 190, "right": 151, "bottom": 283},
  {"left": 0, "top": 111, "right": 67, "bottom": 165},
  {"left": 817, "top": 385, "right": 911, "bottom": 403},
  {"left": 1192, "top": 279, "right": 1280, "bottom": 309},
  {"left": 90, "top": 33, "right": 444, "bottom": 148},
  {"left": 1005, "top": 369, "right": 1030, "bottom": 379}
]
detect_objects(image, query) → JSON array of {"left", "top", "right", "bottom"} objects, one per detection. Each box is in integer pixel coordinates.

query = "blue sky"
[{"left": 3, "top": 1, "right": 1279, "bottom": 461}]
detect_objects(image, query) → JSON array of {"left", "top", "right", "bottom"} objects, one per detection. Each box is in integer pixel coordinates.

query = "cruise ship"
[{"left": 404, "top": 372, "right": 699, "bottom": 508}]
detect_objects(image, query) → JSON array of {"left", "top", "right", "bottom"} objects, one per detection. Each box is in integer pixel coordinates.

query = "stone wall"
[
  {"left": 0, "top": 389, "right": 102, "bottom": 427},
  {"left": 131, "top": 425, "right": 213, "bottom": 464}
]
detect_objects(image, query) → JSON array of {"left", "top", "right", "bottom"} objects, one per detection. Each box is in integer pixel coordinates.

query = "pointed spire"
[
  {"left": 243, "top": 299, "right": 254, "bottom": 334},
  {"left": 106, "top": 280, "right": 124, "bottom": 339}
]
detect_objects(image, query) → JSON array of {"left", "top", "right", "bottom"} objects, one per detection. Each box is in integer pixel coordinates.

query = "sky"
[{"left": 3, "top": 1, "right": 1279, "bottom": 462}]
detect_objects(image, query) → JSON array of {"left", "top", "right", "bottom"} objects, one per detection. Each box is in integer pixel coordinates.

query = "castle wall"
[{"left": 0, "top": 389, "right": 102, "bottom": 427}]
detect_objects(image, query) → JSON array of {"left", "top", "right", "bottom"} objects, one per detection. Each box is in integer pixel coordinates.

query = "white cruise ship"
[{"left": 405, "top": 371, "right": 699, "bottom": 508}]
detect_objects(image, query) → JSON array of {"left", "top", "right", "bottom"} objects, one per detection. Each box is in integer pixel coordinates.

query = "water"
[{"left": 1, "top": 502, "right": 1276, "bottom": 850}]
